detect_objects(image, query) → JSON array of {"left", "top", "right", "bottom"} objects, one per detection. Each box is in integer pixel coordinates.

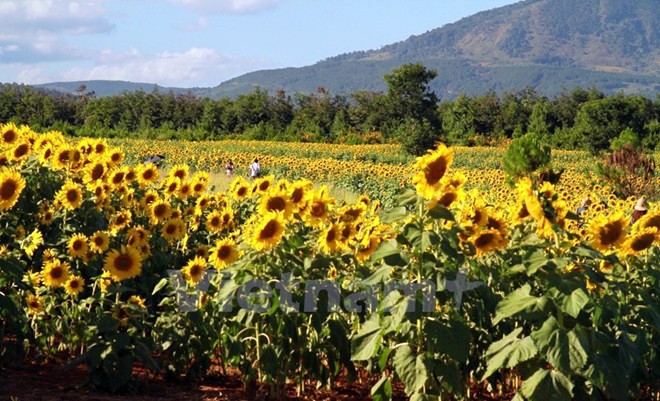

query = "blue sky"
[{"left": 0, "top": 0, "right": 520, "bottom": 88}]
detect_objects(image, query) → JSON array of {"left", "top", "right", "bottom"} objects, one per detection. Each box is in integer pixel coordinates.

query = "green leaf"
[
  {"left": 427, "top": 204, "right": 455, "bottom": 221},
  {"left": 530, "top": 317, "right": 570, "bottom": 374},
  {"left": 351, "top": 318, "right": 382, "bottom": 361},
  {"left": 493, "top": 284, "right": 543, "bottom": 325},
  {"left": 371, "top": 239, "right": 409, "bottom": 266},
  {"left": 361, "top": 264, "right": 393, "bottom": 286},
  {"left": 585, "top": 353, "right": 630, "bottom": 401},
  {"left": 519, "top": 369, "right": 573, "bottom": 401},
  {"left": 425, "top": 319, "right": 471, "bottom": 363},
  {"left": 559, "top": 288, "right": 590, "bottom": 319},
  {"left": 483, "top": 328, "right": 538, "bottom": 380},
  {"left": 396, "top": 188, "right": 418, "bottom": 206},
  {"left": 393, "top": 345, "right": 427, "bottom": 394},
  {"left": 567, "top": 328, "right": 589, "bottom": 372},
  {"left": 381, "top": 206, "right": 409, "bottom": 224},
  {"left": 152, "top": 277, "right": 170, "bottom": 295},
  {"left": 370, "top": 375, "right": 393, "bottom": 401}
]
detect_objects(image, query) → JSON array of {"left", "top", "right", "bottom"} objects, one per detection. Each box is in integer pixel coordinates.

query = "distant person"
[
  {"left": 144, "top": 154, "right": 165, "bottom": 167},
  {"left": 576, "top": 197, "right": 591, "bottom": 216},
  {"left": 225, "top": 159, "right": 234, "bottom": 177},
  {"left": 250, "top": 158, "right": 261, "bottom": 180},
  {"left": 631, "top": 195, "right": 648, "bottom": 224}
]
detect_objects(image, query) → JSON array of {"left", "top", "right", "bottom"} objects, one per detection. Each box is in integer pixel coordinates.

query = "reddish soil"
[{"left": 1, "top": 359, "right": 656, "bottom": 401}]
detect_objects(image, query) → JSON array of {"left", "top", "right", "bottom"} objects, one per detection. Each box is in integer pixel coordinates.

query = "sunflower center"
[
  {"left": 73, "top": 240, "right": 84, "bottom": 251},
  {"left": 643, "top": 216, "right": 660, "bottom": 230},
  {"left": 91, "top": 164, "right": 104, "bottom": 180},
  {"left": 217, "top": 245, "right": 232, "bottom": 259},
  {"left": 66, "top": 189, "right": 79, "bottom": 203},
  {"left": 194, "top": 183, "right": 203, "bottom": 192},
  {"left": 631, "top": 234, "right": 654, "bottom": 252},
  {"left": 267, "top": 196, "right": 286, "bottom": 212},
  {"left": 112, "top": 172, "right": 125, "bottom": 184},
  {"left": 259, "top": 181, "right": 270, "bottom": 191},
  {"left": 260, "top": 220, "right": 279, "bottom": 239},
  {"left": 599, "top": 221, "right": 624, "bottom": 246},
  {"left": 3, "top": 130, "right": 16, "bottom": 143},
  {"left": 237, "top": 187, "right": 247, "bottom": 197},
  {"left": 439, "top": 192, "right": 457, "bottom": 207},
  {"left": 424, "top": 157, "right": 447, "bottom": 186},
  {"left": 154, "top": 204, "right": 168, "bottom": 217},
  {"left": 166, "top": 224, "right": 177, "bottom": 234},
  {"left": 291, "top": 188, "right": 304, "bottom": 203},
  {"left": 49, "top": 266, "right": 63, "bottom": 279},
  {"left": 143, "top": 170, "right": 155, "bottom": 180},
  {"left": 14, "top": 144, "right": 29, "bottom": 158},
  {"left": 189, "top": 264, "right": 203, "bottom": 277},
  {"left": 114, "top": 254, "right": 133, "bottom": 271},
  {"left": 311, "top": 201, "right": 325, "bottom": 217},
  {"left": 94, "top": 236, "right": 105, "bottom": 246},
  {"left": 326, "top": 228, "right": 336, "bottom": 242},
  {"left": 69, "top": 280, "right": 80, "bottom": 289},
  {"left": 0, "top": 180, "right": 17, "bottom": 200},
  {"left": 474, "top": 233, "right": 496, "bottom": 248},
  {"left": 174, "top": 170, "right": 185, "bottom": 180}
]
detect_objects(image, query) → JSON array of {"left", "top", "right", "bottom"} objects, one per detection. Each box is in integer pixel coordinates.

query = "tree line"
[{"left": 1, "top": 64, "right": 658, "bottom": 155}]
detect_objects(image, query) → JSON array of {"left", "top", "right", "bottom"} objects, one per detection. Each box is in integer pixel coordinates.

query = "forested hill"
[
  {"left": 29, "top": 0, "right": 660, "bottom": 99},
  {"left": 204, "top": 0, "right": 659, "bottom": 99}
]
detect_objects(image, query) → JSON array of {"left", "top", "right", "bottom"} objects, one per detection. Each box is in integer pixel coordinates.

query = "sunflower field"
[{"left": 1, "top": 122, "right": 659, "bottom": 401}]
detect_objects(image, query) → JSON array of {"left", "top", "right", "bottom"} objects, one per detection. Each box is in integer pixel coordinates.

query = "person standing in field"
[
  {"left": 631, "top": 195, "right": 648, "bottom": 225},
  {"left": 250, "top": 158, "right": 261, "bottom": 180},
  {"left": 225, "top": 159, "right": 234, "bottom": 177}
]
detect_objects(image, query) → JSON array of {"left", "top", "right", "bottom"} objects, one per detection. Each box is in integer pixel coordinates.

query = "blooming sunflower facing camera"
[
  {"left": 412, "top": 143, "right": 453, "bottom": 199},
  {"left": 104, "top": 246, "right": 143, "bottom": 281}
]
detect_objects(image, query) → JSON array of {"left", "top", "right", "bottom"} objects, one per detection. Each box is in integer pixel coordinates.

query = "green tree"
[{"left": 503, "top": 132, "right": 552, "bottom": 181}]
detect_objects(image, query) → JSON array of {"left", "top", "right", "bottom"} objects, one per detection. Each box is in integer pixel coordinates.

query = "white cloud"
[
  {"left": 53, "top": 47, "right": 264, "bottom": 87},
  {"left": 168, "top": 0, "right": 282, "bottom": 14},
  {"left": 0, "top": 0, "right": 112, "bottom": 64},
  {"left": 176, "top": 16, "right": 209, "bottom": 32}
]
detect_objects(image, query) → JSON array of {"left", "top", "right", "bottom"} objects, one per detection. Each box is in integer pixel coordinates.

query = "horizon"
[{"left": 0, "top": 0, "right": 520, "bottom": 88}]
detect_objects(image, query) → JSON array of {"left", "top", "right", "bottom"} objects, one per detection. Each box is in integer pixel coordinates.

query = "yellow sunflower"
[
  {"left": 303, "top": 186, "right": 335, "bottom": 227},
  {"left": 209, "top": 238, "right": 239, "bottom": 269},
  {"left": 67, "top": 233, "right": 88, "bottom": 259},
  {"left": 149, "top": 199, "right": 172, "bottom": 224},
  {"left": 182, "top": 256, "right": 207, "bottom": 285},
  {"left": 469, "top": 229, "right": 506, "bottom": 256},
  {"left": 247, "top": 212, "right": 286, "bottom": 251},
  {"left": 260, "top": 189, "right": 294, "bottom": 220},
  {"left": 137, "top": 163, "right": 159, "bottom": 187},
  {"left": 230, "top": 176, "right": 251, "bottom": 201},
  {"left": 168, "top": 164, "right": 189, "bottom": 181},
  {"left": 22, "top": 229, "right": 43, "bottom": 257},
  {"left": 1, "top": 122, "right": 21, "bottom": 147},
  {"left": 42, "top": 259, "right": 70, "bottom": 287},
  {"left": 90, "top": 231, "right": 110, "bottom": 253},
  {"left": 0, "top": 168, "right": 26, "bottom": 211},
  {"left": 65, "top": 276, "right": 85, "bottom": 296},
  {"left": 587, "top": 211, "right": 628, "bottom": 252},
  {"left": 160, "top": 218, "right": 186, "bottom": 243},
  {"left": 55, "top": 180, "right": 83, "bottom": 210},
  {"left": 412, "top": 143, "right": 453, "bottom": 199},
  {"left": 318, "top": 223, "right": 346, "bottom": 254},
  {"left": 26, "top": 294, "right": 43, "bottom": 315},
  {"left": 619, "top": 227, "right": 658, "bottom": 257},
  {"left": 635, "top": 211, "right": 660, "bottom": 231},
  {"left": 104, "top": 246, "right": 143, "bottom": 281}
]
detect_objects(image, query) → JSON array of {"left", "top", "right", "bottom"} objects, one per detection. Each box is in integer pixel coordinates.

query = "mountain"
[
  {"left": 202, "top": 0, "right": 659, "bottom": 99},
  {"left": 37, "top": 0, "right": 659, "bottom": 99},
  {"left": 34, "top": 80, "right": 195, "bottom": 97}
]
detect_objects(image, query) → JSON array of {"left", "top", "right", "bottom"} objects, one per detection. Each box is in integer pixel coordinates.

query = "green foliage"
[
  {"left": 503, "top": 132, "right": 552, "bottom": 179},
  {"left": 395, "top": 118, "right": 440, "bottom": 157},
  {"left": 610, "top": 128, "right": 640, "bottom": 150}
]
